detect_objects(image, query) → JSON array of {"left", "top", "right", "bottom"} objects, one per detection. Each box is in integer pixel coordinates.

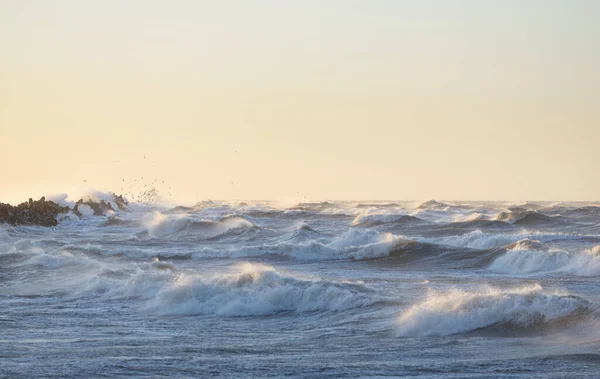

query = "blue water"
[{"left": 2, "top": 199, "right": 600, "bottom": 378}]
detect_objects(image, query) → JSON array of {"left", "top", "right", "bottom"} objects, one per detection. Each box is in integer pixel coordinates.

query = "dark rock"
[
  {"left": 0, "top": 197, "right": 70, "bottom": 227},
  {"left": 0, "top": 193, "right": 129, "bottom": 227},
  {"left": 73, "top": 193, "right": 129, "bottom": 217}
]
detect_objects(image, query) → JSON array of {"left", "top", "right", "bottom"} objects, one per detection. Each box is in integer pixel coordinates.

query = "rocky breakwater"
[
  {"left": 0, "top": 197, "right": 70, "bottom": 227},
  {"left": 72, "top": 194, "right": 128, "bottom": 216},
  {"left": 0, "top": 194, "right": 129, "bottom": 227}
]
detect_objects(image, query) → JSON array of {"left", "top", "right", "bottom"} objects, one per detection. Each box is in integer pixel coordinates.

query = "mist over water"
[{"left": 2, "top": 197, "right": 600, "bottom": 377}]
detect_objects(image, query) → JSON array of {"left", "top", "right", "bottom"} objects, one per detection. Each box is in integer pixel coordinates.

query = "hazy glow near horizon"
[{"left": 1, "top": 1, "right": 599, "bottom": 203}]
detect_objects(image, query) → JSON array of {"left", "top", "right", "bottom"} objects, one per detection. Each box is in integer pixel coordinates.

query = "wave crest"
[
  {"left": 143, "top": 212, "right": 256, "bottom": 239},
  {"left": 396, "top": 284, "right": 591, "bottom": 337},
  {"left": 489, "top": 242, "right": 600, "bottom": 276},
  {"left": 145, "top": 263, "right": 376, "bottom": 316},
  {"left": 351, "top": 212, "right": 426, "bottom": 228}
]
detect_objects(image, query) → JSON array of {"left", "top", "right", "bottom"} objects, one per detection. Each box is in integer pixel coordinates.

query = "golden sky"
[{"left": 1, "top": 1, "right": 599, "bottom": 203}]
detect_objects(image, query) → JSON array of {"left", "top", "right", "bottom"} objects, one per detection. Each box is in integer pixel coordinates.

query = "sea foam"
[{"left": 396, "top": 284, "right": 591, "bottom": 337}]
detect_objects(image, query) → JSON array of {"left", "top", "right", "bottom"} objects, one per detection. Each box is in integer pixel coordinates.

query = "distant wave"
[
  {"left": 396, "top": 284, "right": 592, "bottom": 337},
  {"left": 386, "top": 240, "right": 466, "bottom": 264},
  {"left": 351, "top": 212, "right": 428, "bottom": 228},
  {"left": 415, "top": 230, "right": 589, "bottom": 251},
  {"left": 545, "top": 205, "right": 600, "bottom": 219},
  {"left": 514, "top": 213, "right": 569, "bottom": 227},
  {"left": 293, "top": 201, "right": 338, "bottom": 209},
  {"left": 415, "top": 230, "right": 522, "bottom": 250},
  {"left": 496, "top": 210, "right": 569, "bottom": 227},
  {"left": 417, "top": 200, "right": 450, "bottom": 210},
  {"left": 452, "top": 212, "right": 489, "bottom": 222},
  {"left": 189, "top": 228, "right": 407, "bottom": 261},
  {"left": 356, "top": 203, "right": 400, "bottom": 208},
  {"left": 142, "top": 212, "right": 257, "bottom": 239},
  {"left": 285, "top": 222, "right": 327, "bottom": 242}
]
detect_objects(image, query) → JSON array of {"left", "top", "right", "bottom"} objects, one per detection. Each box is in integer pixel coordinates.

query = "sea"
[{"left": 2, "top": 196, "right": 600, "bottom": 378}]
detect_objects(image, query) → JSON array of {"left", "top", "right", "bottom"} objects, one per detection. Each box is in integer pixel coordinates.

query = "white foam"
[
  {"left": 319, "top": 207, "right": 361, "bottom": 217},
  {"left": 409, "top": 209, "right": 455, "bottom": 224},
  {"left": 145, "top": 263, "right": 376, "bottom": 316},
  {"left": 417, "top": 230, "right": 519, "bottom": 250},
  {"left": 289, "top": 229, "right": 401, "bottom": 260},
  {"left": 190, "top": 228, "right": 403, "bottom": 261},
  {"left": 324, "top": 229, "right": 400, "bottom": 259},
  {"left": 80, "top": 262, "right": 375, "bottom": 316},
  {"left": 47, "top": 193, "right": 73, "bottom": 207},
  {"left": 0, "top": 240, "right": 45, "bottom": 257},
  {"left": 46, "top": 190, "right": 124, "bottom": 208},
  {"left": 396, "top": 284, "right": 589, "bottom": 337},
  {"left": 76, "top": 204, "right": 95, "bottom": 218},
  {"left": 490, "top": 243, "right": 600, "bottom": 276},
  {"left": 416, "top": 230, "right": 585, "bottom": 251},
  {"left": 142, "top": 212, "right": 255, "bottom": 239},
  {"left": 452, "top": 212, "right": 488, "bottom": 222},
  {"left": 351, "top": 210, "right": 409, "bottom": 227}
]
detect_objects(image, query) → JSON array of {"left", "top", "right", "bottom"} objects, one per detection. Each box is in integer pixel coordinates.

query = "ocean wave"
[
  {"left": 408, "top": 209, "right": 458, "bottom": 224},
  {"left": 0, "top": 224, "right": 8, "bottom": 239},
  {"left": 452, "top": 212, "right": 489, "bottom": 223},
  {"left": 288, "top": 228, "right": 403, "bottom": 260},
  {"left": 496, "top": 210, "right": 568, "bottom": 227},
  {"left": 395, "top": 284, "right": 592, "bottom": 337},
  {"left": 144, "top": 263, "right": 377, "bottom": 316},
  {"left": 81, "top": 262, "right": 376, "bottom": 316},
  {"left": 416, "top": 230, "right": 521, "bottom": 250},
  {"left": 489, "top": 242, "right": 600, "bottom": 276},
  {"left": 193, "top": 228, "right": 406, "bottom": 261},
  {"left": 285, "top": 222, "right": 326, "bottom": 241},
  {"left": 351, "top": 212, "right": 427, "bottom": 228},
  {"left": 356, "top": 203, "right": 400, "bottom": 208},
  {"left": 142, "top": 212, "right": 257, "bottom": 239},
  {"left": 319, "top": 207, "right": 361, "bottom": 217},
  {"left": 293, "top": 201, "right": 338, "bottom": 210},
  {"left": 415, "top": 230, "right": 589, "bottom": 252},
  {"left": 0, "top": 241, "right": 109, "bottom": 273},
  {"left": 545, "top": 205, "right": 600, "bottom": 219},
  {"left": 282, "top": 209, "right": 312, "bottom": 216},
  {"left": 0, "top": 239, "right": 45, "bottom": 259},
  {"left": 417, "top": 200, "right": 450, "bottom": 210},
  {"left": 387, "top": 240, "right": 465, "bottom": 264},
  {"left": 100, "top": 215, "right": 139, "bottom": 227},
  {"left": 514, "top": 213, "right": 568, "bottom": 227},
  {"left": 164, "top": 206, "right": 195, "bottom": 214}
]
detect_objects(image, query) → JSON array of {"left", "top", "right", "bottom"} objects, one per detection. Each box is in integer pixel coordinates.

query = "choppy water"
[{"left": 2, "top": 198, "right": 600, "bottom": 378}]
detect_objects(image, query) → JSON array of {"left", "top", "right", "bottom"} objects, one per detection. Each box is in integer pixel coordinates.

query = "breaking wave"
[
  {"left": 142, "top": 212, "right": 257, "bottom": 239},
  {"left": 396, "top": 284, "right": 592, "bottom": 337},
  {"left": 351, "top": 212, "right": 428, "bottom": 228},
  {"left": 145, "top": 263, "right": 377, "bottom": 316},
  {"left": 489, "top": 242, "right": 600, "bottom": 276},
  {"left": 197, "top": 228, "right": 406, "bottom": 260},
  {"left": 82, "top": 262, "right": 377, "bottom": 317},
  {"left": 416, "top": 230, "right": 522, "bottom": 250}
]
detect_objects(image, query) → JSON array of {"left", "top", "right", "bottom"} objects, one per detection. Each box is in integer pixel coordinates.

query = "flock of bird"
[{"left": 81, "top": 155, "right": 172, "bottom": 205}]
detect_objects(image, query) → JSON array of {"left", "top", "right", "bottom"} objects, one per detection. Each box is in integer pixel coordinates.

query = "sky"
[{"left": 1, "top": 0, "right": 599, "bottom": 203}]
